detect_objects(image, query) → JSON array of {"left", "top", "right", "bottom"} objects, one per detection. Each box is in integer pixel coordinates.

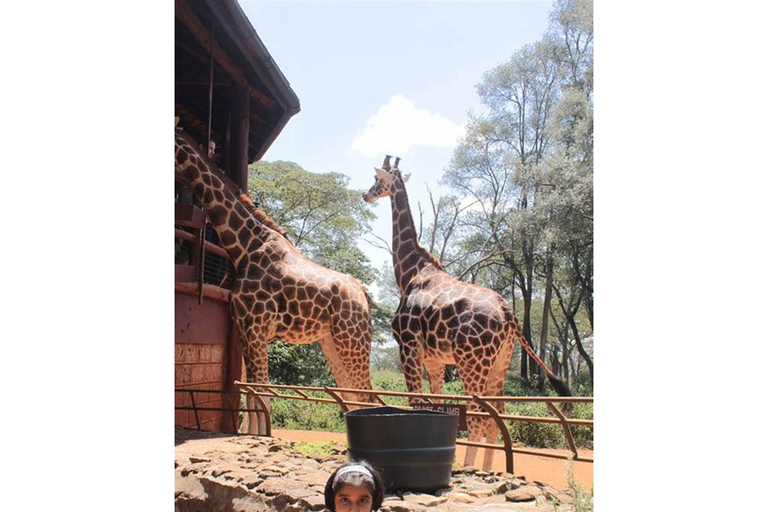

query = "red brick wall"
[
  {"left": 175, "top": 291, "right": 235, "bottom": 431},
  {"left": 175, "top": 343, "right": 227, "bottom": 430}
]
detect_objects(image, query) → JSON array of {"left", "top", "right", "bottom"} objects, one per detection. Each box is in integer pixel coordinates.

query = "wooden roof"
[{"left": 175, "top": 0, "right": 300, "bottom": 164}]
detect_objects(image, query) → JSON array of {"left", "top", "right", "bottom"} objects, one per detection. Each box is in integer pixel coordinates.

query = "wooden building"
[{"left": 174, "top": 0, "right": 299, "bottom": 431}]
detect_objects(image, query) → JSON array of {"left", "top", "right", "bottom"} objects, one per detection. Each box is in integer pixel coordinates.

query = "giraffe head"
[{"left": 362, "top": 155, "right": 410, "bottom": 203}]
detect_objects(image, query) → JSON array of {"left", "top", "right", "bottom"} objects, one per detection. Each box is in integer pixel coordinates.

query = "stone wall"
[{"left": 175, "top": 427, "right": 585, "bottom": 512}]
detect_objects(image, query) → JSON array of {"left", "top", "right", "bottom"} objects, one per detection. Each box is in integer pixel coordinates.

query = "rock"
[
  {"left": 402, "top": 492, "right": 448, "bottom": 506},
  {"left": 440, "top": 491, "right": 477, "bottom": 503},
  {"left": 270, "top": 488, "right": 321, "bottom": 510},
  {"left": 254, "top": 478, "right": 289, "bottom": 496},
  {"left": 381, "top": 500, "right": 427, "bottom": 512},
  {"left": 175, "top": 472, "right": 207, "bottom": 502},
  {"left": 467, "top": 482, "right": 504, "bottom": 498},
  {"left": 231, "top": 495, "right": 270, "bottom": 512},
  {"left": 505, "top": 486, "right": 541, "bottom": 502},
  {"left": 174, "top": 427, "right": 584, "bottom": 512},
  {"left": 296, "top": 493, "right": 327, "bottom": 511},
  {"left": 198, "top": 476, "right": 256, "bottom": 509}
]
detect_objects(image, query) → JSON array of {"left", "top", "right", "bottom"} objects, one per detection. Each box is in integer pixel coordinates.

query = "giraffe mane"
[
  {"left": 175, "top": 127, "right": 293, "bottom": 244},
  {"left": 419, "top": 246, "right": 444, "bottom": 271},
  {"left": 392, "top": 168, "right": 444, "bottom": 271}
]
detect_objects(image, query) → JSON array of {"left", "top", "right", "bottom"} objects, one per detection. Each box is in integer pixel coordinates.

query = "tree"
[
  {"left": 268, "top": 340, "right": 335, "bottom": 386},
  {"left": 248, "top": 160, "right": 377, "bottom": 285},
  {"left": 544, "top": 0, "right": 594, "bottom": 385},
  {"left": 442, "top": 0, "right": 593, "bottom": 387},
  {"left": 445, "top": 38, "right": 562, "bottom": 381}
]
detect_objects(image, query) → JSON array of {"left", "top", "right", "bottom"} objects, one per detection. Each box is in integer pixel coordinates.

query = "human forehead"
[{"left": 335, "top": 483, "right": 372, "bottom": 498}]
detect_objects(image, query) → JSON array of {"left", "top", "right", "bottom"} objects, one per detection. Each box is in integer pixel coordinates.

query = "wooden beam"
[
  {"left": 176, "top": 77, "right": 233, "bottom": 87},
  {"left": 175, "top": 0, "right": 275, "bottom": 114},
  {"left": 176, "top": 37, "right": 274, "bottom": 112},
  {"left": 249, "top": 112, "right": 269, "bottom": 125},
  {"left": 229, "top": 84, "right": 250, "bottom": 191}
]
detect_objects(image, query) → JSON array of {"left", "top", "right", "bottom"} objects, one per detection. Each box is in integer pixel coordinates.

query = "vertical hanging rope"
[{"left": 206, "top": 19, "right": 216, "bottom": 155}]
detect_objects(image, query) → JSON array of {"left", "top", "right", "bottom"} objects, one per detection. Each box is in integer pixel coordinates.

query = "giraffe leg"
[
  {"left": 233, "top": 319, "right": 270, "bottom": 435},
  {"left": 250, "top": 340, "right": 271, "bottom": 436},
  {"left": 318, "top": 334, "right": 361, "bottom": 405},
  {"left": 463, "top": 410, "right": 485, "bottom": 469},
  {"left": 395, "top": 329, "right": 426, "bottom": 406},
  {"left": 454, "top": 328, "right": 515, "bottom": 469},
  {"left": 342, "top": 322, "right": 376, "bottom": 404},
  {"left": 424, "top": 358, "right": 444, "bottom": 397},
  {"left": 480, "top": 339, "right": 514, "bottom": 470}
]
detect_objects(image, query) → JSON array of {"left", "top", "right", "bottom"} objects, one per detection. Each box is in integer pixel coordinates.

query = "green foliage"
[
  {"left": 371, "top": 301, "right": 396, "bottom": 346},
  {"left": 440, "top": 0, "right": 594, "bottom": 386},
  {"left": 270, "top": 392, "right": 346, "bottom": 432},
  {"left": 567, "top": 459, "right": 594, "bottom": 512},
  {"left": 371, "top": 370, "right": 406, "bottom": 389},
  {"left": 501, "top": 375, "right": 593, "bottom": 449},
  {"left": 293, "top": 441, "right": 346, "bottom": 457},
  {"left": 443, "top": 379, "right": 465, "bottom": 396},
  {"left": 247, "top": 160, "right": 376, "bottom": 285},
  {"left": 266, "top": 367, "right": 592, "bottom": 449},
  {"left": 503, "top": 376, "right": 552, "bottom": 397},
  {"left": 506, "top": 402, "right": 564, "bottom": 449},
  {"left": 370, "top": 343, "right": 401, "bottom": 373},
  {"left": 267, "top": 341, "right": 335, "bottom": 387},
  {"left": 371, "top": 370, "right": 409, "bottom": 406},
  {"left": 504, "top": 400, "right": 593, "bottom": 450}
]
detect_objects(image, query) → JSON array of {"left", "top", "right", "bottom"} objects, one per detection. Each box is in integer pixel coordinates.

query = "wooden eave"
[{"left": 175, "top": 0, "right": 300, "bottom": 164}]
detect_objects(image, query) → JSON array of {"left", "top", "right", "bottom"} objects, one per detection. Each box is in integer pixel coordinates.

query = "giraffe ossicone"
[
  {"left": 363, "top": 155, "right": 570, "bottom": 470},
  {"left": 175, "top": 126, "right": 375, "bottom": 434}
]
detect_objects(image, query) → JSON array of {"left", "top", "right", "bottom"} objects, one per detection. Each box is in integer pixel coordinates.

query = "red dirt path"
[{"left": 272, "top": 428, "right": 593, "bottom": 492}]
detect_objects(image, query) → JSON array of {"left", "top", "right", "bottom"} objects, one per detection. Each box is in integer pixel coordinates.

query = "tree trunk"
[
  {"left": 521, "top": 237, "right": 536, "bottom": 383},
  {"left": 537, "top": 248, "right": 555, "bottom": 391},
  {"left": 568, "top": 315, "right": 593, "bottom": 387},
  {"left": 560, "top": 319, "right": 570, "bottom": 387},
  {"left": 520, "top": 278, "right": 533, "bottom": 382}
]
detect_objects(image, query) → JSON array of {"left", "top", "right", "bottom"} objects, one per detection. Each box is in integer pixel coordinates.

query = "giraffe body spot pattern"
[{"left": 175, "top": 127, "right": 376, "bottom": 434}]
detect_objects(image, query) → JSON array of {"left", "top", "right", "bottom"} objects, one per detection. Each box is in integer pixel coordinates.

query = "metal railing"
[{"left": 175, "top": 383, "right": 593, "bottom": 474}]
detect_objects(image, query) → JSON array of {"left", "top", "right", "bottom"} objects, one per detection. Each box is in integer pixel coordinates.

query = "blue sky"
[{"left": 239, "top": 0, "right": 553, "bottom": 275}]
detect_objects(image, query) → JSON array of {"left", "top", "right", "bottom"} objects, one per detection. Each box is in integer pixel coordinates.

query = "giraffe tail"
[{"left": 512, "top": 324, "right": 572, "bottom": 397}]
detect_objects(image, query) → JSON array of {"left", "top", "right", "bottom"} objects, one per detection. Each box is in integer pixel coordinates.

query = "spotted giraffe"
[
  {"left": 175, "top": 127, "right": 375, "bottom": 434},
  {"left": 363, "top": 155, "right": 570, "bottom": 469}
]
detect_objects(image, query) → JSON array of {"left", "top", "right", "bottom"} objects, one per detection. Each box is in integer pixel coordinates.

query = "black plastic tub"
[{"left": 344, "top": 406, "right": 458, "bottom": 493}]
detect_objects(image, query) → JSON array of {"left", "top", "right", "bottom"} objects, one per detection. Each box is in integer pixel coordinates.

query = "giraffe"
[
  {"left": 363, "top": 155, "right": 571, "bottom": 470},
  {"left": 175, "top": 126, "right": 375, "bottom": 434}
]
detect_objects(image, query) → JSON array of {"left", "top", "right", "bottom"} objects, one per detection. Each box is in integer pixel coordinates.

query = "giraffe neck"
[
  {"left": 389, "top": 176, "right": 435, "bottom": 294},
  {"left": 175, "top": 134, "right": 278, "bottom": 269}
]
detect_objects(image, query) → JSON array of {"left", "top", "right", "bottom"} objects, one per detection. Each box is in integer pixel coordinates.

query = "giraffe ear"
[
  {"left": 402, "top": 172, "right": 411, "bottom": 183},
  {"left": 375, "top": 167, "right": 388, "bottom": 179}
]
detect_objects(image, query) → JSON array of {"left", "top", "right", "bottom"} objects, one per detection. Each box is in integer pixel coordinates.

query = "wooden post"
[{"left": 229, "top": 83, "right": 251, "bottom": 191}]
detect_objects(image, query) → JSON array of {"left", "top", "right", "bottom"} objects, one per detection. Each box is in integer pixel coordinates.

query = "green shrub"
[
  {"left": 503, "top": 401, "right": 593, "bottom": 450},
  {"left": 506, "top": 402, "right": 564, "bottom": 449},
  {"left": 269, "top": 393, "right": 345, "bottom": 432},
  {"left": 293, "top": 441, "right": 346, "bottom": 457},
  {"left": 443, "top": 379, "right": 465, "bottom": 396},
  {"left": 567, "top": 402, "right": 594, "bottom": 450},
  {"left": 260, "top": 369, "right": 593, "bottom": 450}
]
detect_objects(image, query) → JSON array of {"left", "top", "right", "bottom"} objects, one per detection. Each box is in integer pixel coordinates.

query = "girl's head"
[{"left": 324, "top": 460, "right": 385, "bottom": 512}]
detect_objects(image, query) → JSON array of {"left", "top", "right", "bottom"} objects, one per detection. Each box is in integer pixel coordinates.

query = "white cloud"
[{"left": 350, "top": 95, "right": 464, "bottom": 157}]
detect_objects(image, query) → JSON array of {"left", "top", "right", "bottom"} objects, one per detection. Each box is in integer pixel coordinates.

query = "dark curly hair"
[{"left": 324, "top": 460, "right": 385, "bottom": 512}]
